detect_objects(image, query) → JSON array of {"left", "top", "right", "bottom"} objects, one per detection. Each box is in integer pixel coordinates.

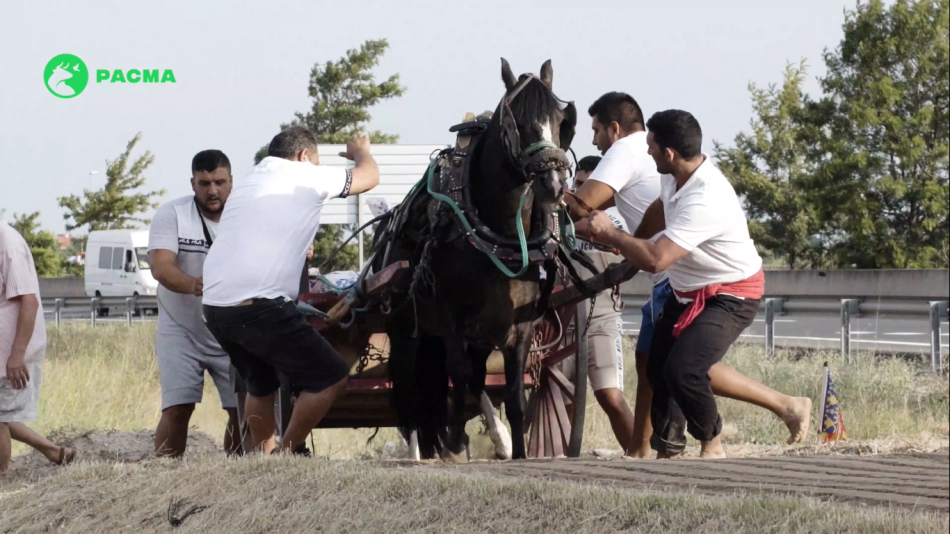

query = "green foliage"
[
  {"left": 719, "top": 0, "right": 949, "bottom": 268},
  {"left": 58, "top": 132, "right": 165, "bottom": 233},
  {"left": 10, "top": 212, "right": 65, "bottom": 277},
  {"left": 311, "top": 224, "right": 359, "bottom": 272},
  {"left": 815, "top": 0, "right": 949, "bottom": 268},
  {"left": 715, "top": 62, "right": 831, "bottom": 269},
  {"left": 254, "top": 39, "right": 405, "bottom": 164}
]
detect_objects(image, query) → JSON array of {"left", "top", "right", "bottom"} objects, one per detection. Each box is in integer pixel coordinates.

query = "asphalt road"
[{"left": 621, "top": 308, "right": 949, "bottom": 354}]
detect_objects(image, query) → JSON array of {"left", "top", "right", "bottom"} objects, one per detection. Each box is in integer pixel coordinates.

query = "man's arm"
[
  {"left": 149, "top": 250, "right": 202, "bottom": 296},
  {"left": 5, "top": 294, "right": 37, "bottom": 389},
  {"left": 633, "top": 198, "right": 666, "bottom": 239},
  {"left": 565, "top": 180, "right": 617, "bottom": 221},
  {"left": 588, "top": 211, "right": 689, "bottom": 273},
  {"left": 338, "top": 136, "right": 380, "bottom": 195}
]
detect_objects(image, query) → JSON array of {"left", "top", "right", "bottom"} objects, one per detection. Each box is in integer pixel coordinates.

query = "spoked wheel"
[{"left": 525, "top": 303, "right": 586, "bottom": 458}]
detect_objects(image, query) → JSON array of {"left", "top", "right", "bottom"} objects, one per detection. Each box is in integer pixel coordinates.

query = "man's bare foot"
[
  {"left": 782, "top": 397, "right": 812, "bottom": 444},
  {"left": 624, "top": 447, "right": 652, "bottom": 460},
  {"left": 700, "top": 438, "right": 726, "bottom": 459}
]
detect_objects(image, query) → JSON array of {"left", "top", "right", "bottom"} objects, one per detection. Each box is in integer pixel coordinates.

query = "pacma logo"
[
  {"left": 44, "top": 53, "right": 176, "bottom": 99},
  {"left": 97, "top": 69, "right": 177, "bottom": 84}
]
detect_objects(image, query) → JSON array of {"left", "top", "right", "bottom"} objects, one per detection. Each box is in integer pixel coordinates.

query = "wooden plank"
[
  {"left": 528, "top": 391, "right": 541, "bottom": 458},
  {"left": 538, "top": 394, "right": 554, "bottom": 458},
  {"left": 548, "top": 377, "right": 572, "bottom": 448},
  {"left": 543, "top": 342, "right": 579, "bottom": 368},
  {"left": 364, "top": 261, "right": 410, "bottom": 295},
  {"left": 547, "top": 366, "right": 575, "bottom": 401},
  {"left": 545, "top": 390, "right": 564, "bottom": 457}
]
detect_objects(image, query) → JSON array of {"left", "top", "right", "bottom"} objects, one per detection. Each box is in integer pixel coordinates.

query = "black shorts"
[{"left": 203, "top": 298, "right": 349, "bottom": 398}]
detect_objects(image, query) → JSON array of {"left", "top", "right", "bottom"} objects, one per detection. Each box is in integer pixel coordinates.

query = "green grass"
[{"left": 16, "top": 323, "right": 950, "bottom": 458}]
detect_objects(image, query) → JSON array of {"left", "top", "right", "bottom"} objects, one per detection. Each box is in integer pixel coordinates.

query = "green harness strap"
[{"left": 421, "top": 140, "right": 574, "bottom": 279}]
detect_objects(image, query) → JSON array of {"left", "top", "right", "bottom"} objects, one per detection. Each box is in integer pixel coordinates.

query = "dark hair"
[
  {"left": 645, "top": 110, "right": 703, "bottom": 160},
  {"left": 267, "top": 126, "right": 318, "bottom": 160},
  {"left": 588, "top": 92, "right": 644, "bottom": 133},
  {"left": 191, "top": 149, "right": 231, "bottom": 175},
  {"left": 577, "top": 155, "right": 601, "bottom": 173}
]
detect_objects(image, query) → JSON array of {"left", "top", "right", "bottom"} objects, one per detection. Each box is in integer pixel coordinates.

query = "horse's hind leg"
[{"left": 503, "top": 334, "right": 532, "bottom": 460}]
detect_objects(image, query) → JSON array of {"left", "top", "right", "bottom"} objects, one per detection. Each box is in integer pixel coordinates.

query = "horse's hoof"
[{"left": 441, "top": 447, "right": 469, "bottom": 464}]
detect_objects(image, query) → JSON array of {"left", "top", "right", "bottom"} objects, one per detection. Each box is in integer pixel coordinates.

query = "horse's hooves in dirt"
[{"left": 441, "top": 447, "right": 470, "bottom": 464}]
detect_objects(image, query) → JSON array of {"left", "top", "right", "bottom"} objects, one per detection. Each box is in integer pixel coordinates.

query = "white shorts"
[
  {"left": 0, "top": 360, "right": 43, "bottom": 423},
  {"left": 580, "top": 315, "right": 624, "bottom": 392},
  {"left": 156, "top": 329, "right": 238, "bottom": 411}
]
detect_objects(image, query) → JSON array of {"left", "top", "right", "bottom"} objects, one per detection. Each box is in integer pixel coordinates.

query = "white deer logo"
[{"left": 47, "top": 62, "right": 77, "bottom": 97}]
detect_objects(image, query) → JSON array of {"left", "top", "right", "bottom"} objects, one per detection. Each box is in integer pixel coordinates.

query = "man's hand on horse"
[
  {"left": 588, "top": 210, "right": 618, "bottom": 243},
  {"left": 339, "top": 135, "right": 371, "bottom": 162}
]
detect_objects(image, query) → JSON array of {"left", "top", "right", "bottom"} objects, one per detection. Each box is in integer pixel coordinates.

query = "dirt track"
[{"left": 425, "top": 451, "right": 950, "bottom": 511}]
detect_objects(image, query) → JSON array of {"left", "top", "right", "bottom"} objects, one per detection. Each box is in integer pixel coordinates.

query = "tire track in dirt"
[{"left": 424, "top": 451, "right": 950, "bottom": 511}]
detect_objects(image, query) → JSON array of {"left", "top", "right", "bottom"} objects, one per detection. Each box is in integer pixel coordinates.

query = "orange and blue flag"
[{"left": 820, "top": 362, "right": 847, "bottom": 443}]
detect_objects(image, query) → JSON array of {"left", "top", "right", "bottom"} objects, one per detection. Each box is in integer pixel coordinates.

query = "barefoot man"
[
  {"left": 1, "top": 220, "right": 76, "bottom": 472},
  {"left": 201, "top": 127, "right": 379, "bottom": 453},
  {"left": 587, "top": 110, "right": 810, "bottom": 459}
]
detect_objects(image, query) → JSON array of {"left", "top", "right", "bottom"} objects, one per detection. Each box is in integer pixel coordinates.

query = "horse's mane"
[{"left": 509, "top": 76, "right": 561, "bottom": 125}]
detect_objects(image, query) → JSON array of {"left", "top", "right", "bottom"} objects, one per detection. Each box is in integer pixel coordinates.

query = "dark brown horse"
[{"left": 372, "top": 59, "right": 576, "bottom": 460}]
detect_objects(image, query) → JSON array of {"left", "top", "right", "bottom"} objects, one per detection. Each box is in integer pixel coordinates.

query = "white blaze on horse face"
[{"left": 541, "top": 121, "right": 554, "bottom": 144}]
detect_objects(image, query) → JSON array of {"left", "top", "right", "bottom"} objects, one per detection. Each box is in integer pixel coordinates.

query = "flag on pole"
[{"left": 819, "top": 362, "right": 847, "bottom": 443}]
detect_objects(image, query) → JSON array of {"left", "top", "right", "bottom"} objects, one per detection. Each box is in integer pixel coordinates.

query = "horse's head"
[{"left": 497, "top": 58, "right": 576, "bottom": 207}]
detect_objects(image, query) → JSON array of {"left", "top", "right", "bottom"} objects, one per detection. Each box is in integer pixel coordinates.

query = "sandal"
[{"left": 55, "top": 446, "right": 77, "bottom": 466}]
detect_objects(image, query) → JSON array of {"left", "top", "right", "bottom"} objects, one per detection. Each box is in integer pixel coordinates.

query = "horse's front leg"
[
  {"left": 442, "top": 325, "right": 471, "bottom": 461},
  {"left": 503, "top": 333, "right": 532, "bottom": 460}
]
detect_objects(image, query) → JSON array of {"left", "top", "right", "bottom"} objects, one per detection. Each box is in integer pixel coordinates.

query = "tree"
[
  {"left": 11, "top": 212, "right": 65, "bottom": 277},
  {"left": 715, "top": 62, "right": 831, "bottom": 269},
  {"left": 310, "top": 224, "right": 359, "bottom": 272},
  {"left": 59, "top": 132, "right": 166, "bottom": 232},
  {"left": 254, "top": 39, "right": 406, "bottom": 164},
  {"left": 814, "top": 0, "right": 949, "bottom": 268}
]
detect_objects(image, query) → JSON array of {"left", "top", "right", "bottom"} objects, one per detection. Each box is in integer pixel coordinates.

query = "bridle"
[{"left": 498, "top": 74, "right": 576, "bottom": 182}]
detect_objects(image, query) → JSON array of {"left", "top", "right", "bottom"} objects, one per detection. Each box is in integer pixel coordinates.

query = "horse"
[{"left": 372, "top": 58, "right": 577, "bottom": 460}]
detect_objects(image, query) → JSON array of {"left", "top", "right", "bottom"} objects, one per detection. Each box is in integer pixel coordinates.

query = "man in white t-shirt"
[
  {"left": 564, "top": 92, "right": 665, "bottom": 458},
  {"left": 202, "top": 127, "right": 379, "bottom": 454},
  {"left": 148, "top": 150, "right": 240, "bottom": 457},
  {"left": 1, "top": 221, "right": 76, "bottom": 472},
  {"left": 587, "top": 110, "right": 810, "bottom": 459}
]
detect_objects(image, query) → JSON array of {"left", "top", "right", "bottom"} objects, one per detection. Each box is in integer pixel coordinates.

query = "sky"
[{"left": 1, "top": 0, "right": 861, "bottom": 234}]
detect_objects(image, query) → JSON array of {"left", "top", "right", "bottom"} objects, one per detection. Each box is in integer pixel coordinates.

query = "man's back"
[{"left": 202, "top": 156, "right": 350, "bottom": 306}]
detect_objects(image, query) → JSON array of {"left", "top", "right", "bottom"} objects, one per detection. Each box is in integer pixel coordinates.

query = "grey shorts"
[
  {"left": 156, "top": 329, "right": 238, "bottom": 411},
  {"left": 0, "top": 359, "right": 43, "bottom": 423}
]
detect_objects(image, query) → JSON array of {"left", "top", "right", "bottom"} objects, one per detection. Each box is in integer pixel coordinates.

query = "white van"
[{"left": 84, "top": 230, "right": 158, "bottom": 299}]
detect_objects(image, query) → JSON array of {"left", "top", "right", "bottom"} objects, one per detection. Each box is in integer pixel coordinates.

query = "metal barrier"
[
  {"left": 621, "top": 294, "right": 949, "bottom": 373},
  {"left": 41, "top": 295, "right": 158, "bottom": 327}
]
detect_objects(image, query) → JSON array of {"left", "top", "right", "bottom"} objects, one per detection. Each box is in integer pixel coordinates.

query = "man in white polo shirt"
[
  {"left": 148, "top": 149, "right": 240, "bottom": 457},
  {"left": 565, "top": 92, "right": 665, "bottom": 458},
  {"left": 587, "top": 110, "right": 810, "bottom": 459},
  {"left": 202, "top": 126, "right": 379, "bottom": 454}
]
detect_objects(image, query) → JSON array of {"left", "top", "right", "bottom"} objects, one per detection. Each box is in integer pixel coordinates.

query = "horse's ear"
[
  {"left": 540, "top": 59, "right": 553, "bottom": 88},
  {"left": 501, "top": 58, "right": 517, "bottom": 90},
  {"left": 559, "top": 102, "right": 577, "bottom": 150}
]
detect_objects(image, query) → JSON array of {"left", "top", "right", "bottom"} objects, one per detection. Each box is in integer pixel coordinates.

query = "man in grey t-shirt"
[{"left": 148, "top": 150, "right": 239, "bottom": 457}]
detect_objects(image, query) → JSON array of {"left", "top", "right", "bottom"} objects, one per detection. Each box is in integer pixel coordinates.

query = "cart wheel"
[{"left": 526, "top": 303, "right": 586, "bottom": 458}]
